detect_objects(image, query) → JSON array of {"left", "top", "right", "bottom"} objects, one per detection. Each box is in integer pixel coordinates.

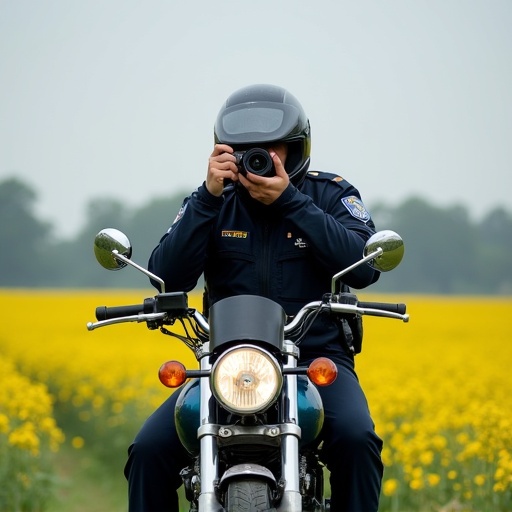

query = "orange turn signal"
[
  {"left": 307, "top": 357, "right": 338, "bottom": 386},
  {"left": 158, "top": 360, "right": 187, "bottom": 388}
]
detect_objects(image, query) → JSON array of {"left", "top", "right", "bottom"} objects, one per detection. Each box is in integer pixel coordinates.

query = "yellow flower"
[
  {"left": 419, "top": 450, "right": 434, "bottom": 466},
  {"left": 8, "top": 422, "right": 40, "bottom": 456},
  {"left": 382, "top": 478, "right": 399, "bottom": 496},
  {"left": 92, "top": 395, "right": 105, "bottom": 409},
  {"left": 456, "top": 432, "right": 470, "bottom": 445},
  {"left": 427, "top": 473, "right": 441, "bottom": 487},
  {"left": 473, "top": 474, "right": 486, "bottom": 486},
  {"left": 71, "top": 436, "right": 85, "bottom": 449},
  {"left": 431, "top": 434, "right": 447, "bottom": 450},
  {"left": 381, "top": 447, "right": 393, "bottom": 466},
  {"left": 411, "top": 467, "right": 423, "bottom": 479},
  {"left": 0, "top": 412, "right": 10, "bottom": 433},
  {"left": 410, "top": 479, "right": 424, "bottom": 491},
  {"left": 400, "top": 422, "right": 413, "bottom": 434}
]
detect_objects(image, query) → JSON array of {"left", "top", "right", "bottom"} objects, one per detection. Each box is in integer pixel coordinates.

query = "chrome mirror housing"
[
  {"left": 364, "top": 230, "right": 404, "bottom": 272},
  {"left": 93, "top": 228, "right": 132, "bottom": 270}
]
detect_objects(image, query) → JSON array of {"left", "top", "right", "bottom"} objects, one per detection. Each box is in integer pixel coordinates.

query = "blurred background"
[{"left": 1, "top": 0, "right": 511, "bottom": 293}]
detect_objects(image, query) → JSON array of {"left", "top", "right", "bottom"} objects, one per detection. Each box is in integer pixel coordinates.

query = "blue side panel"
[
  {"left": 297, "top": 375, "right": 324, "bottom": 447},
  {"left": 174, "top": 375, "right": 324, "bottom": 454},
  {"left": 174, "top": 378, "right": 201, "bottom": 455}
]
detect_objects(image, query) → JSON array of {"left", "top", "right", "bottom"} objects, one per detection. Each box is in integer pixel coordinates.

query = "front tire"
[{"left": 224, "top": 479, "right": 276, "bottom": 512}]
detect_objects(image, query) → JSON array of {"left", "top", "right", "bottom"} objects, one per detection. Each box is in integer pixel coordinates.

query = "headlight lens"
[{"left": 211, "top": 346, "right": 282, "bottom": 414}]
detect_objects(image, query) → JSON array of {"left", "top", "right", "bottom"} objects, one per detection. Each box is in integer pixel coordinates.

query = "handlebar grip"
[
  {"left": 357, "top": 301, "right": 407, "bottom": 315},
  {"left": 95, "top": 303, "right": 147, "bottom": 321}
]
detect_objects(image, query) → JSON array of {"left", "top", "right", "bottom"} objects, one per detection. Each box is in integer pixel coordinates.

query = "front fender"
[{"left": 219, "top": 463, "right": 277, "bottom": 490}]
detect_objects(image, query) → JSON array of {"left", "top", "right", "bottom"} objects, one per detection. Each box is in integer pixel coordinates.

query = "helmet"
[{"left": 214, "top": 84, "right": 311, "bottom": 185}]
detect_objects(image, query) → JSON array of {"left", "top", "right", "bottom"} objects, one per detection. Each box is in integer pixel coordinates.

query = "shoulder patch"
[
  {"left": 341, "top": 196, "right": 371, "bottom": 223},
  {"left": 172, "top": 203, "right": 188, "bottom": 224},
  {"left": 307, "top": 170, "right": 343, "bottom": 181},
  {"left": 166, "top": 203, "right": 188, "bottom": 233}
]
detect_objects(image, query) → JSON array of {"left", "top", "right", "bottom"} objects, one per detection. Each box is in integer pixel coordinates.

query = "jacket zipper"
[{"left": 259, "top": 221, "right": 271, "bottom": 297}]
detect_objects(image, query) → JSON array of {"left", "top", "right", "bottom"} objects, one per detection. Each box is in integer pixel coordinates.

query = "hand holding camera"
[
  {"left": 236, "top": 146, "right": 290, "bottom": 205},
  {"left": 233, "top": 148, "right": 275, "bottom": 178},
  {"left": 207, "top": 144, "right": 289, "bottom": 204}
]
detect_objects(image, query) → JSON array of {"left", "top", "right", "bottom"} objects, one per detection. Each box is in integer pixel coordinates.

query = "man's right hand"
[{"left": 206, "top": 144, "right": 239, "bottom": 197}]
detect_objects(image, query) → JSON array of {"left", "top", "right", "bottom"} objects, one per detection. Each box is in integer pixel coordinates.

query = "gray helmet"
[{"left": 214, "top": 84, "right": 311, "bottom": 185}]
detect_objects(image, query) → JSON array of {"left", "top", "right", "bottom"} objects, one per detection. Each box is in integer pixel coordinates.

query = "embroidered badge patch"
[
  {"left": 173, "top": 204, "right": 188, "bottom": 224},
  {"left": 221, "top": 230, "right": 248, "bottom": 239},
  {"left": 294, "top": 238, "right": 308, "bottom": 249},
  {"left": 341, "top": 196, "right": 371, "bottom": 223},
  {"left": 166, "top": 204, "right": 188, "bottom": 233}
]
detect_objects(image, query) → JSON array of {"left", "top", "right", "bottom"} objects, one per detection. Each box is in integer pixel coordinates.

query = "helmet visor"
[{"left": 215, "top": 102, "right": 302, "bottom": 144}]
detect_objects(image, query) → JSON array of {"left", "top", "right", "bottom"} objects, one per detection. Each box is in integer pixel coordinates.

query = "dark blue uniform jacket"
[{"left": 149, "top": 171, "right": 379, "bottom": 361}]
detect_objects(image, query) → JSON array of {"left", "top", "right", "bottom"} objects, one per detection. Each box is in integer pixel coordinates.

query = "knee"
[
  {"left": 323, "top": 423, "right": 383, "bottom": 461},
  {"left": 125, "top": 431, "right": 186, "bottom": 488},
  {"left": 339, "top": 423, "right": 381, "bottom": 445},
  {"left": 127, "top": 436, "right": 157, "bottom": 465},
  {"left": 131, "top": 427, "right": 164, "bottom": 456}
]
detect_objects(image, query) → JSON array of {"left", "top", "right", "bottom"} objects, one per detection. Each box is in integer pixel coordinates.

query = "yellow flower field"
[
  {"left": 0, "top": 289, "right": 511, "bottom": 511},
  {"left": 0, "top": 355, "right": 65, "bottom": 510},
  {"left": 357, "top": 295, "right": 512, "bottom": 511}
]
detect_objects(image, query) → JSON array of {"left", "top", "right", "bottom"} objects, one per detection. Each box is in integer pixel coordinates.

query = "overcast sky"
[{"left": 1, "top": 0, "right": 511, "bottom": 238}]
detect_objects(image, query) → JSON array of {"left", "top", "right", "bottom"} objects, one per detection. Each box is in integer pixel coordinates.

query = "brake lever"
[{"left": 86, "top": 312, "right": 167, "bottom": 331}]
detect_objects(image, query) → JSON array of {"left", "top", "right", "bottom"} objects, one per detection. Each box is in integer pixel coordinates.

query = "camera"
[{"left": 233, "top": 148, "right": 275, "bottom": 178}]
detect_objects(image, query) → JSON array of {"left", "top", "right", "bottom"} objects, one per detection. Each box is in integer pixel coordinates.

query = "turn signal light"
[
  {"left": 307, "top": 357, "right": 338, "bottom": 386},
  {"left": 158, "top": 360, "right": 187, "bottom": 388}
]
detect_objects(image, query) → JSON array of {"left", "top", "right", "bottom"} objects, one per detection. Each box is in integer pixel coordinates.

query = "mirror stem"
[
  {"left": 112, "top": 250, "right": 166, "bottom": 293},
  {"left": 331, "top": 247, "right": 383, "bottom": 294}
]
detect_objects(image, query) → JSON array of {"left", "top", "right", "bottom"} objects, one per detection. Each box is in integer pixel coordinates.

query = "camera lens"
[{"left": 244, "top": 148, "right": 274, "bottom": 177}]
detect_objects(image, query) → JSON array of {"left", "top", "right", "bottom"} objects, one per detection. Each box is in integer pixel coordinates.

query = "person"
[{"left": 124, "top": 84, "right": 384, "bottom": 511}]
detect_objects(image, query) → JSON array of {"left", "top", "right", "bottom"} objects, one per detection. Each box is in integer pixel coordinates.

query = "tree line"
[{"left": 1, "top": 177, "right": 511, "bottom": 294}]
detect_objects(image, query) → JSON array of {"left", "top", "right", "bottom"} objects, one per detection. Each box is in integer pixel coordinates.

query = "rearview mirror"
[
  {"left": 364, "top": 230, "right": 404, "bottom": 272},
  {"left": 93, "top": 228, "right": 132, "bottom": 270}
]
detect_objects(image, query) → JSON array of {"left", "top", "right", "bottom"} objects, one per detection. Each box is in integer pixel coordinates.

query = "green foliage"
[
  {"left": 0, "top": 178, "right": 53, "bottom": 286},
  {"left": 0, "top": 177, "right": 510, "bottom": 293},
  {"left": 369, "top": 197, "right": 512, "bottom": 294}
]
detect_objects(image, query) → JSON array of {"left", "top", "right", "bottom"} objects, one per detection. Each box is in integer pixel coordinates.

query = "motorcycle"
[{"left": 87, "top": 228, "right": 408, "bottom": 511}]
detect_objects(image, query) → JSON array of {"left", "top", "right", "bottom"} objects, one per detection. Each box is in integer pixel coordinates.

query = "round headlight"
[{"left": 211, "top": 346, "right": 282, "bottom": 414}]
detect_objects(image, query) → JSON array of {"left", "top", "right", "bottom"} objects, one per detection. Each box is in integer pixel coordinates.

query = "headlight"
[{"left": 211, "top": 345, "right": 283, "bottom": 414}]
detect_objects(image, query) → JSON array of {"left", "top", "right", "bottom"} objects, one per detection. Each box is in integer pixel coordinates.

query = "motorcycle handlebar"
[
  {"left": 95, "top": 304, "right": 143, "bottom": 321},
  {"left": 88, "top": 295, "right": 408, "bottom": 332},
  {"left": 95, "top": 298, "right": 155, "bottom": 321},
  {"left": 357, "top": 301, "right": 407, "bottom": 315}
]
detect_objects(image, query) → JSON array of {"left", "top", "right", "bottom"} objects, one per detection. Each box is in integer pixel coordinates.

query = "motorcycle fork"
[
  {"left": 196, "top": 343, "right": 224, "bottom": 511},
  {"left": 277, "top": 347, "right": 303, "bottom": 511}
]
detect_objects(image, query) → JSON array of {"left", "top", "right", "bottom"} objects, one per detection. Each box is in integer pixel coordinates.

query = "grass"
[
  {"left": 49, "top": 443, "right": 195, "bottom": 512},
  {"left": 49, "top": 445, "right": 126, "bottom": 512}
]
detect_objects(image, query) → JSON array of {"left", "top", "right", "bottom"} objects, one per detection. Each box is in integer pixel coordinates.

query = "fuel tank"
[{"left": 175, "top": 376, "right": 324, "bottom": 456}]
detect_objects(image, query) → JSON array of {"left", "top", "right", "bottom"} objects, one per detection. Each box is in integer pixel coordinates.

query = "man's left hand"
[{"left": 238, "top": 151, "right": 290, "bottom": 205}]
